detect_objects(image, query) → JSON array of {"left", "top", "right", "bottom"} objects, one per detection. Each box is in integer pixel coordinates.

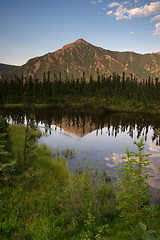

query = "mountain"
[
  {"left": 0, "top": 63, "right": 19, "bottom": 79},
  {"left": 4, "top": 39, "right": 160, "bottom": 81}
]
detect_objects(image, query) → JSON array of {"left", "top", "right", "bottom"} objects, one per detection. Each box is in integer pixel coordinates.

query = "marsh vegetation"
[{"left": 0, "top": 116, "right": 160, "bottom": 239}]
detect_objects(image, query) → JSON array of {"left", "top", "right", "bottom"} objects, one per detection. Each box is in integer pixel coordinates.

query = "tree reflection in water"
[
  {"left": 1, "top": 107, "right": 160, "bottom": 195},
  {"left": 1, "top": 106, "right": 160, "bottom": 145}
]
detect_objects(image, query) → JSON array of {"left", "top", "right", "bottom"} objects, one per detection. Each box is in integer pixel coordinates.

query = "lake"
[{"left": 1, "top": 107, "right": 160, "bottom": 198}]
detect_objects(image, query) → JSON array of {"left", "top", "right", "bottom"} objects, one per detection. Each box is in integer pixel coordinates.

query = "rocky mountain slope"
[{"left": 3, "top": 39, "right": 160, "bottom": 81}]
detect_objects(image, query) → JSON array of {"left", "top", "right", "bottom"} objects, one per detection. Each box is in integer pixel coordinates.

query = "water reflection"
[
  {"left": 104, "top": 153, "right": 124, "bottom": 168},
  {"left": 1, "top": 107, "right": 160, "bottom": 141},
  {"left": 0, "top": 107, "right": 160, "bottom": 193}
]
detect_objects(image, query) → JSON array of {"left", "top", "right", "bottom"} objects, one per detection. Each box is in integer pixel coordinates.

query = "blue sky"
[{"left": 0, "top": 0, "right": 160, "bottom": 65}]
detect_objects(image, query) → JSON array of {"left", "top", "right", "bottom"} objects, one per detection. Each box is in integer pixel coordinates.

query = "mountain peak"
[
  {"left": 5, "top": 39, "right": 160, "bottom": 81},
  {"left": 60, "top": 38, "right": 89, "bottom": 51},
  {"left": 75, "top": 38, "right": 88, "bottom": 44}
]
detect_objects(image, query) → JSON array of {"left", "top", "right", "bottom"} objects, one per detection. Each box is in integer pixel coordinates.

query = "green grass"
[
  {"left": 0, "top": 125, "right": 117, "bottom": 239},
  {"left": 8, "top": 125, "right": 26, "bottom": 168},
  {"left": 4, "top": 103, "right": 26, "bottom": 108},
  {"left": 0, "top": 124, "right": 160, "bottom": 240},
  {"left": 2, "top": 96, "right": 160, "bottom": 114}
]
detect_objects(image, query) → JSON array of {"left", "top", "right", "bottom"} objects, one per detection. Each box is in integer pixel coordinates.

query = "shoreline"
[{"left": 1, "top": 100, "right": 160, "bottom": 114}]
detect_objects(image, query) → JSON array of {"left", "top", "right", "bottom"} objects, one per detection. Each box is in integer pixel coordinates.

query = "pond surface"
[{"left": 1, "top": 107, "right": 160, "bottom": 197}]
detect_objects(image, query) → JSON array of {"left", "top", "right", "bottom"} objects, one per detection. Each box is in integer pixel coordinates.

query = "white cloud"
[
  {"left": 108, "top": 2, "right": 120, "bottom": 8},
  {"left": 98, "top": 0, "right": 103, "bottom": 3},
  {"left": 129, "top": 2, "right": 160, "bottom": 17},
  {"left": 130, "top": 31, "right": 135, "bottom": 34},
  {"left": 123, "top": 1, "right": 129, "bottom": 4},
  {"left": 151, "top": 14, "right": 160, "bottom": 22},
  {"left": 153, "top": 22, "right": 160, "bottom": 35},
  {"left": 115, "top": 5, "right": 129, "bottom": 20},
  {"left": 107, "top": 10, "right": 113, "bottom": 15},
  {"left": 114, "top": 2, "right": 160, "bottom": 20},
  {"left": 102, "top": 7, "right": 106, "bottom": 10},
  {"left": 90, "top": 0, "right": 96, "bottom": 4},
  {"left": 134, "top": 0, "right": 138, "bottom": 3}
]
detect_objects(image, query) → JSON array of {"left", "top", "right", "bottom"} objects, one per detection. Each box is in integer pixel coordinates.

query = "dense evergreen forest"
[{"left": 0, "top": 72, "right": 160, "bottom": 112}]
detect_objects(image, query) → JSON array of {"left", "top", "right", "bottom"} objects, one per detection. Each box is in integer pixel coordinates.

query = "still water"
[{"left": 1, "top": 107, "right": 160, "bottom": 196}]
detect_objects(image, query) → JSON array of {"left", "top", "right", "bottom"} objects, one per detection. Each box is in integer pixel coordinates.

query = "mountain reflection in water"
[{"left": 1, "top": 107, "right": 160, "bottom": 194}]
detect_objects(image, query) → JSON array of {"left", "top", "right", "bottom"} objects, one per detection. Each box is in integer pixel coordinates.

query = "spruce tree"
[
  {"left": 0, "top": 117, "right": 16, "bottom": 183},
  {"left": 114, "top": 138, "right": 153, "bottom": 220}
]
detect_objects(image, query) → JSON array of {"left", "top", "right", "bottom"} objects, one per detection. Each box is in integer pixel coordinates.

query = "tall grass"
[
  {"left": 0, "top": 124, "right": 160, "bottom": 240},
  {"left": 8, "top": 125, "right": 26, "bottom": 171}
]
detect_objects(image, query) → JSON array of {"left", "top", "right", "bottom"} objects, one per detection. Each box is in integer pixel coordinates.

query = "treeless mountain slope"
[
  {"left": 6, "top": 39, "right": 160, "bottom": 81},
  {"left": 0, "top": 63, "right": 19, "bottom": 79}
]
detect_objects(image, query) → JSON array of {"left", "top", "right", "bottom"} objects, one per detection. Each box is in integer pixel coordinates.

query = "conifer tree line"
[{"left": 0, "top": 71, "right": 160, "bottom": 104}]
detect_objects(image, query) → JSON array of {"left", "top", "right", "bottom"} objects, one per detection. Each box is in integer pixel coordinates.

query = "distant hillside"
[
  {"left": 0, "top": 63, "right": 19, "bottom": 79},
  {"left": 5, "top": 39, "right": 160, "bottom": 81}
]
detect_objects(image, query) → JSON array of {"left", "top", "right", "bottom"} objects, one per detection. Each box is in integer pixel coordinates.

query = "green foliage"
[
  {"left": 139, "top": 222, "right": 160, "bottom": 240},
  {"left": 0, "top": 124, "right": 160, "bottom": 239},
  {"left": 0, "top": 124, "right": 117, "bottom": 239},
  {"left": 63, "top": 148, "right": 75, "bottom": 159},
  {"left": 0, "top": 116, "right": 16, "bottom": 183},
  {"left": 24, "top": 115, "right": 42, "bottom": 170},
  {"left": 8, "top": 124, "right": 26, "bottom": 171},
  {"left": 52, "top": 147, "right": 75, "bottom": 160},
  {"left": 76, "top": 213, "right": 109, "bottom": 240},
  {"left": 1, "top": 71, "right": 160, "bottom": 113},
  {"left": 6, "top": 118, "right": 42, "bottom": 186},
  {"left": 114, "top": 138, "right": 153, "bottom": 220},
  {"left": 0, "top": 116, "right": 9, "bottom": 160}
]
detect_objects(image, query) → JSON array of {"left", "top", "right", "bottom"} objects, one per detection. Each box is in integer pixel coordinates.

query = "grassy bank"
[
  {"left": 2, "top": 95, "right": 160, "bottom": 114},
  {"left": 0, "top": 124, "right": 160, "bottom": 240}
]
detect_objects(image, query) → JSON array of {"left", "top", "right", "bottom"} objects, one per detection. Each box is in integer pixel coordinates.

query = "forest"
[
  {"left": 1, "top": 72, "right": 160, "bottom": 239},
  {"left": 0, "top": 71, "right": 160, "bottom": 112}
]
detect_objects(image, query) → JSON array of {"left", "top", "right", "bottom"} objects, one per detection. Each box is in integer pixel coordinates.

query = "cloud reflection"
[
  {"left": 104, "top": 153, "right": 124, "bottom": 168},
  {"left": 149, "top": 140, "right": 160, "bottom": 153},
  {"left": 104, "top": 142, "right": 160, "bottom": 191}
]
